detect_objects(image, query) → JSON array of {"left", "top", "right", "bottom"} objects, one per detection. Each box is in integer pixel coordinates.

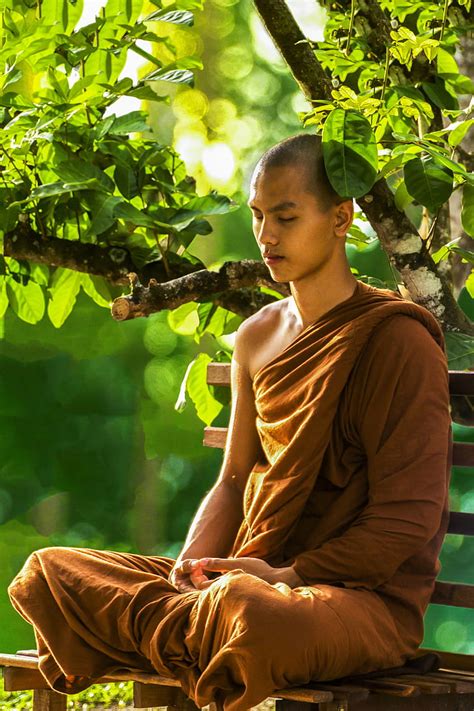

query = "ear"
[{"left": 334, "top": 199, "right": 354, "bottom": 237}]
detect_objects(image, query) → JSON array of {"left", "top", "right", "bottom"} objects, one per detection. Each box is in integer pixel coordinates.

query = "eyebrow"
[{"left": 247, "top": 200, "right": 298, "bottom": 213}]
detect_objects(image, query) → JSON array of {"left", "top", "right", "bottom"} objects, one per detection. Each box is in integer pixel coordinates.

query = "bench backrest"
[{"left": 204, "top": 364, "right": 474, "bottom": 653}]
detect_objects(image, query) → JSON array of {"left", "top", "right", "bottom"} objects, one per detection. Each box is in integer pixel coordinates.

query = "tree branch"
[
  {"left": 5, "top": 222, "right": 289, "bottom": 321},
  {"left": 112, "top": 262, "right": 290, "bottom": 320},
  {"left": 252, "top": 0, "right": 332, "bottom": 102},
  {"left": 5, "top": 223, "right": 135, "bottom": 284}
]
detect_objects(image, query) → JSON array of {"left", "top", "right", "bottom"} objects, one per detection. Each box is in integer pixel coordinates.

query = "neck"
[{"left": 288, "top": 260, "right": 358, "bottom": 330}]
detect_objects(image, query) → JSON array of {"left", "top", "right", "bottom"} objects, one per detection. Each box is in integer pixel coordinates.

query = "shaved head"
[{"left": 252, "top": 133, "right": 343, "bottom": 212}]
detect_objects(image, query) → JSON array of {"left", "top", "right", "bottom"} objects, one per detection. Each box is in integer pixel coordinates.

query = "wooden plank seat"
[{"left": 2, "top": 368, "right": 474, "bottom": 710}]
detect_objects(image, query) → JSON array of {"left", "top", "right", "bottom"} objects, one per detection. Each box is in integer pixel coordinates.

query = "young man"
[{"left": 8, "top": 134, "right": 452, "bottom": 711}]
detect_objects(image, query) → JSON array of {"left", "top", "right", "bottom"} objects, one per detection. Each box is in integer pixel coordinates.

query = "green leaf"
[
  {"left": 403, "top": 156, "right": 453, "bottom": 212},
  {"left": 53, "top": 159, "right": 115, "bottom": 192},
  {"left": 0, "top": 277, "right": 8, "bottom": 319},
  {"left": 114, "top": 164, "right": 139, "bottom": 199},
  {"left": 322, "top": 108, "right": 378, "bottom": 198},
  {"left": 144, "top": 9, "right": 194, "bottom": 25},
  {"left": 462, "top": 184, "right": 474, "bottom": 238},
  {"left": 422, "top": 78, "right": 459, "bottom": 111},
  {"left": 47, "top": 267, "right": 82, "bottom": 328},
  {"left": 29, "top": 263, "right": 50, "bottom": 287},
  {"left": 80, "top": 274, "right": 111, "bottom": 308},
  {"left": 113, "top": 201, "right": 156, "bottom": 227},
  {"left": 0, "top": 204, "right": 20, "bottom": 232},
  {"left": 29, "top": 180, "right": 100, "bottom": 200},
  {"left": 437, "top": 47, "right": 459, "bottom": 76},
  {"left": 448, "top": 119, "right": 474, "bottom": 148},
  {"left": 176, "top": 352, "right": 222, "bottom": 425},
  {"left": 108, "top": 111, "right": 150, "bottom": 135},
  {"left": 94, "top": 115, "right": 116, "bottom": 140},
  {"left": 2, "top": 66, "right": 22, "bottom": 91},
  {"left": 431, "top": 237, "right": 461, "bottom": 265},
  {"left": 124, "top": 0, "right": 142, "bottom": 23},
  {"left": 84, "top": 193, "right": 121, "bottom": 236},
  {"left": 142, "top": 68, "right": 194, "bottom": 85},
  {"left": 394, "top": 180, "right": 413, "bottom": 210},
  {"left": 445, "top": 332, "right": 474, "bottom": 371},
  {"left": 68, "top": 75, "right": 97, "bottom": 100},
  {"left": 447, "top": 74, "right": 474, "bottom": 95},
  {"left": 124, "top": 85, "right": 168, "bottom": 102},
  {"left": 465, "top": 269, "right": 474, "bottom": 299},
  {"left": 6, "top": 277, "right": 45, "bottom": 324},
  {"left": 167, "top": 301, "right": 199, "bottom": 335},
  {"left": 422, "top": 147, "right": 468, "bottom": 176},
  {"left": 168, "top": 193, "right": 238, "bottom": 229}
]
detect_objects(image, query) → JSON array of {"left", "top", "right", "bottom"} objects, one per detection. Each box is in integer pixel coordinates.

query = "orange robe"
[{"left": 8, "top": 279, "right": 452, "bottom": 711}]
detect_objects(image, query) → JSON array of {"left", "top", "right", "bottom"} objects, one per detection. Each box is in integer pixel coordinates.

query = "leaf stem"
[
  {"left": 157, "top": 236, "right": 171, "bottom": 279},
  {"left": 0, "top": 145, "right": 25, "bottom": 181},
  {"left": 345, "top": 0, "right": 356, "bottom": 56},
  {"left": 440, "top": 0, "right": 449, "bottom": 41},
  {"left": 75, "top": 208, "right": 82, "bottom": 240},
  {"left": 381, "top": 46, "right": 390, "bottom": 104},
  {"left": 80, "top": 59, "right": 93, "bottom": 128}
]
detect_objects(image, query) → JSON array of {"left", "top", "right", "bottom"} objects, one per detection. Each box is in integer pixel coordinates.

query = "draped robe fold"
[{"left": 8, "top": 279, "right": 452, "bottom": 711}]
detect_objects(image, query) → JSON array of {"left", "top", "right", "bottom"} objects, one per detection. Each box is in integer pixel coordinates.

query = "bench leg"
[
  {"left": 33, "top": 689, "right": 67, "bottom": 711},
  {"left": 133, "top": 682, "right": 200, "bottom": 710}
]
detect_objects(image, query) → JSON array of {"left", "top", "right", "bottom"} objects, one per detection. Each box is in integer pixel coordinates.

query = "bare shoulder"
[
  {"left": 236, "top": 297, "right": 288, "bottom": 341},
  {"left": 235, "top": 298, "right": 291, "bottom": 381}
]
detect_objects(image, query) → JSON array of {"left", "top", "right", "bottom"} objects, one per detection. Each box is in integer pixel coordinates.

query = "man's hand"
[
  {"left": 169, "top": 559, "right": 212, "bottom": 593},
  {"left": 174, "top": 557, "right": 304, "bottom": 591}
]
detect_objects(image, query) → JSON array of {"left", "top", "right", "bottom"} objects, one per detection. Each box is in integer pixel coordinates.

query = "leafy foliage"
[
  {"left": 303, "top": 0, "right": 473, "bottom": 236},
  {"left": 0, "top": 0, "right": 237, "bottom": 326}
]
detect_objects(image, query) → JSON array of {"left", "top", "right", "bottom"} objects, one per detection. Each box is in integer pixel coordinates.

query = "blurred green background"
[{"left": 2, "top": 0, "right": 473, "bottom": 659}]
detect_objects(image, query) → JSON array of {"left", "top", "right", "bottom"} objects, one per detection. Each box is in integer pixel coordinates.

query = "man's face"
[{"left": 247, "top": 163, "right": 346, "bottom": 283}]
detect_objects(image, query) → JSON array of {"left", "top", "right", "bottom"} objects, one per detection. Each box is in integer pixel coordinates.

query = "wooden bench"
[{"left": 2, "top": 366, "right": 474, "bottom": 711}]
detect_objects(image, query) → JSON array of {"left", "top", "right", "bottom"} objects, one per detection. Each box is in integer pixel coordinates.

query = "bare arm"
[{"left": 171, "top": 317, "right": 265, "bottom": 587}]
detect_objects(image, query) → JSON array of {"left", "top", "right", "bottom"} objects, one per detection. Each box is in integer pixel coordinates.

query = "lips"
[{"left": 263, "top": 254, "right": 284, "bottom": 259}]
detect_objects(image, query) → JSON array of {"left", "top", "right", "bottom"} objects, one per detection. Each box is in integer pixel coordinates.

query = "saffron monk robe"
[{"left": 8, "top": 134, "right": 452, "bottom": 711}]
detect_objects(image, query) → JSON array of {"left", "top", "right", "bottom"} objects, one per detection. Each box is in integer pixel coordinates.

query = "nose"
[{"left": 255, "top": 216, "right": 278, "bottom": 248}]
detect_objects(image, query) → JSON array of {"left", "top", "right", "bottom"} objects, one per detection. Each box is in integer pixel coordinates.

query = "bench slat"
[
  {"left": 0, "top": 654, "right": 334, "bottom": 704},
  {"left": 0, "top": 653, "right": 39, "bottom": 670},
  {"left": 375, "top": 676, "right": 451, "bottom": 694},
  {"left": 421, "top": 648, "right": 474, "bottom": 674},
  {"left": 452, "top": 443, "right": 474, "bottom": 468},
  {"left": 449, "top": 372, "right": 474, "bottom": 396},
  {"left": 206, "top": 362, "right": 230, "bottom": 385},
  {"left": 203, "top": 426, "right": 227, "bottom": 448},
  {"left": 447, "top": 511, "right": 474, "bottom": 535},
  {"left": 431, "top": 582, "right": 474, "bottom": 608},
  {"left": 420, "top": 672, "right": 474, "bottom": 691},
  {"left": 349, "top": 678, "right": 420, "bottom": 697},
  {"left": 397, "top": 673, "right": 472, "bottom": 693}
]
